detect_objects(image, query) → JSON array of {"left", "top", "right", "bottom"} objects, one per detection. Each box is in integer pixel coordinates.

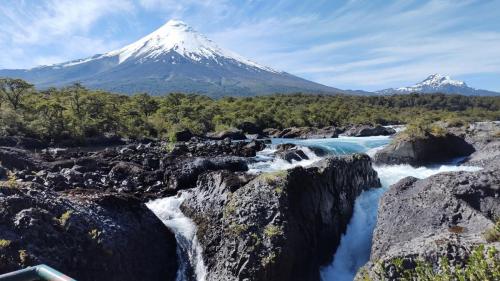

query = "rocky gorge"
[{"left": 0, "top": 122, "right": 498, "bottom": 281}]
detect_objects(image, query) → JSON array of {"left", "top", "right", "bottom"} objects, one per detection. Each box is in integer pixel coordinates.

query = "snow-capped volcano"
[
  {"left": 106, "top": 20, "right": 276, "bottom": 72},
  {"left": 378, "top": 74, "right": 499, "bottom": 96},
  {"left": 0, "top": 20, "right": 338, "bottom": 96}
]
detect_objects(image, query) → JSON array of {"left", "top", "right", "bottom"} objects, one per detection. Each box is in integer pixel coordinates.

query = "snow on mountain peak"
[
  {"left": 418, "top": 73, "right": 466, "bottom": 87},
  {"left": 104, "top": 19, "right": 278, "bottom": 73},
  {"left": 395, "top": 73, "right": 467, "bottom": 92}
]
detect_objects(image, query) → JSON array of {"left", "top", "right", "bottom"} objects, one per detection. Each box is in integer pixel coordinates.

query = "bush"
[
  {"left": 370, "top": 245, "right": 500, "bottom": 281},
  {"left": 484, "top": 220, "right": 500, "bottom": 242}
]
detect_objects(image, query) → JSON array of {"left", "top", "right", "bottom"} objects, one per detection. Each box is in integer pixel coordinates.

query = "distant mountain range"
[
  {"left": 0, "top": 20, "right": 498, "bottom": 97},
  {"left": 0, "top": 20, "right": 342, "bottom": 97},
  {"left": 377, "top": 74, "right": 500, "bottom": 96}
]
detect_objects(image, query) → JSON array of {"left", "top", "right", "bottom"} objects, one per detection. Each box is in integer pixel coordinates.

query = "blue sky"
[{"left": 1, "top": 0, "right": 500, "bottom": 91}]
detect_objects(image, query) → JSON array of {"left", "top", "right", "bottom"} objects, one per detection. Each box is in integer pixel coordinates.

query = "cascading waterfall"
[
  {"left": 319, "top": 163, "right": 482, "bottom": 281},
  {"left": 147, "top": 194, "right": 207, "bottom": 281},
  {"left": 146, "top": 134, "right": 481, "bottom": 281}
]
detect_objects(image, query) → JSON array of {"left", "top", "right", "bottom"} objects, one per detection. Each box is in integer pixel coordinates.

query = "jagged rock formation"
[
  {"left": 0, "top": 184, "right": 178, "bottom": 281},
  {"left": 181, "top": 154, "right": 380, "bottom": 281},
  {"left": 358, "top": 167, "right": 500, "bottom": 280},
  {"left": 0, "top": 139, "right": 265, "bottom": 199}
]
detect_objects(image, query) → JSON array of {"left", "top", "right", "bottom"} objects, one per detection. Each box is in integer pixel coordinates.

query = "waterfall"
[
  {"left": 319, "top": 163, "right": 482, "bottom": 281},
  {"left": 147, "top": 194, "right": 207, "bottom": 281}
]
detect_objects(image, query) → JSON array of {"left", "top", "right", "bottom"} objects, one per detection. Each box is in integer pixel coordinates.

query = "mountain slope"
[
  {"left": 0, "top": 20, "right": 340, "bottom": 97},
  {"left": 377, "top": 74, "right": 499, "bottom": 96}
]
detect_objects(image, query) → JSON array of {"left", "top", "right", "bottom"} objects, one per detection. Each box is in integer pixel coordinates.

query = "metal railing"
[{"left": 0, "top": 265, "right": 76, "bottom": 281}]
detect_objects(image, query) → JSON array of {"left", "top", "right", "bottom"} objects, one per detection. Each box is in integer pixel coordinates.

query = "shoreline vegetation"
[{"left": 0, "top": 78, "right": 499, "bottom": 144}]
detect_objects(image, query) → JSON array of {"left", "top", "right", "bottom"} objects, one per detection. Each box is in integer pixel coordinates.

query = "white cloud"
[{"left": 0, "top": 0, "right": 133, "bottom": 68}]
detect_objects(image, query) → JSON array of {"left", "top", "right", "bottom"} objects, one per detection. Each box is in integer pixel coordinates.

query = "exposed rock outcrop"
[
  {"left": 278, "top": 126, "right": 340, "bottom": 139},
  {"left": 374, "top": 133, "right": 475, "bottom": 166},
  {"left": 274, "top": 143, "right": 310, "bottom": 163},
  {"left": 206, "top": 129, "right": 247, "bottom": 140},
  {"left": 358, "top": 167, "right": 500, "bottom": 280},
  {"left": 0, "top": 184, "right": 177, "bottom": 281},
  {"left": 3, "top": 140, "right": 260, "bottom": 199},
  {"left": 182, "top": 154, "right": 380, "bottom": 281},
  {"left": 344, "top": 125, "right": 396, "bottom": 137},
  {"left": 172, "top": 139, "right": 266, "bottom": 157}
]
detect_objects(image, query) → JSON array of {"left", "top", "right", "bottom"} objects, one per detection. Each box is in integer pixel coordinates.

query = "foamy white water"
[
  {"left": 248, "top": 146, "right": 322, "bottom": 173},
  {"left": 320, "top": 163, "right": 482, "bottom": 281},
  {"left": 147, "top": 194, "right": 207, "bottom": 281}
]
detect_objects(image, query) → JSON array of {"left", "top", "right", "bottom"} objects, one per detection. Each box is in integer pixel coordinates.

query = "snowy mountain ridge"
[{"left": 378, "top": 74, "right": 499, "bottom": 96}]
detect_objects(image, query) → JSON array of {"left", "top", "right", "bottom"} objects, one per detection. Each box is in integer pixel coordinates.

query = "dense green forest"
[{"left": 0, "top": 78, "right": 499, "bottom": 142}]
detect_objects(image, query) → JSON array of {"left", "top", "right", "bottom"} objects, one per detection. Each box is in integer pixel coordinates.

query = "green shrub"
[
  {"left": 0, "top": 239, "right": 12, "bottom": 248},
  {"left": 259, "top": 170, "right": 288, "bottom": 184},
  {"left": 484, "top": 220, "right": 500, "bottom": 242},
  {"left": 264, "top": 224, "right": 283, "bottom": 238},
  {"left": 369, "top": 245, "right": 500, "bottom": 281}
]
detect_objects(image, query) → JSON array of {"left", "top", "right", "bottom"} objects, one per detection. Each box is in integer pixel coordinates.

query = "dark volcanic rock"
[
  {"left": 359, "top": 167, "right": 500, "bottom": 280},
  {"left": 206, "top": 129, "right": 247, "bottom": 140},
  {"left": 237, "top": 121, "right": 262, "bottom": 135},
  {"left": 174, "top": 129, "right": 193, "bottom": 142},
  {"left": 344, "top": 125, "right": 396, "bottom": 137},
  {"left": 0, "top": 147, "right": 41, "bottom": 171},
  {"left": 182, "top": 154, "right": 380, "bottom": 281},
  {"left": 172, "top": 139, "right": 266, "bottom": 158},
  {"left": 163, "top": 156, "right": 249, "bottom": 192},
  {"left": 0, "top": 184, "right": 177, "bottom": 281},
  {"left": 263, "top": 128, "right": 281, "bottom": 138},
  {"left": 274, "top": 143, "right": 310, "bottom": 163},
  {"left": 0, "top": 136, "right": 47, "bottom": 149},
  {"left": 278, "top": 126, "right": 339, "bottom": 139},
  {"left": 374, "top": 133, "right": 475, "bottom": 166},
  {"left": 0, "top": 166, "right": 6, "bottom": 180}
]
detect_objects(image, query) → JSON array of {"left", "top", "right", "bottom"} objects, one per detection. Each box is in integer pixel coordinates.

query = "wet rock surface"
[
  {"left": 274, "top": 143, "right": 310, "bottom": 163},
  {"left": 0, "top": 183, "right": 177, "bottom": 281},
  {"left": 182, "top": 154, "right": 381, "bottom": 281},
  {"left": 374, "top": 133, "right": 475, "bottom": 166},
  {"left": 359, "top": 166, "right": 500, "bottom": 280}
]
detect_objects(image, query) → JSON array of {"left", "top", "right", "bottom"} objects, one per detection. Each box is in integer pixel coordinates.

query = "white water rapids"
[
  {"left": 146, "top": 135, "right": 481, "bottom": 281},
  {"left": 146, "top": 194, "right": 207, "bottom": 281}
]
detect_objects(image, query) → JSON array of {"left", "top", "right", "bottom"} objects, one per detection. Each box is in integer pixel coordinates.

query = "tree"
[{"left": 0, "top": 78, "right": 34, "bottom": 110}]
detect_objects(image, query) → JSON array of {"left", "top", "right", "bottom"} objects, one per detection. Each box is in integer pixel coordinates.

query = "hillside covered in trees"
[{"left": 0, "top": 78, "right": 499, "bottom": 143}]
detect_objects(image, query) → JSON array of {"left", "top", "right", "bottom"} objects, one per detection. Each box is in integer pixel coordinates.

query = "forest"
[{"left": 0, "top": 78, "right": 499, "bottom": 142}]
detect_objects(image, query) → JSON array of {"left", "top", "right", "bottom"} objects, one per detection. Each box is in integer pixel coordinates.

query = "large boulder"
[
  {"left": 182, "top": 154, "right": 380, "bottom": 281},
  {"left": 274, "top": 143, "right": 310, "bottom": 163},
  {"left": 0, "top": 147, "right": 41, "bottom": 171},
  {"left": 374, "top": 133, "right": 475, "bottom": 166},
  {"left": 163, "top": 156, "right": 249, "bottom": 192},
  {"left": 344, "top": 125, "right": 396, "bottom": 137},
  {"left": 206, "top": 129, "right": 247, "bottom": 140},
  {"left": 0, "top": 185, "right": 177, "bottom": 281},
  {"left": 359, "top": 167, "right": 500, "bottom": 280}
]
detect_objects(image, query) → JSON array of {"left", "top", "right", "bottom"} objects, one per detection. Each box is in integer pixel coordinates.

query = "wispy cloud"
[
  {"left": 0, "top": 0, "right": 499, "bottom": 91},
  {"left": 0, "top": 0, "right": 133, "bottom": 68}
]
